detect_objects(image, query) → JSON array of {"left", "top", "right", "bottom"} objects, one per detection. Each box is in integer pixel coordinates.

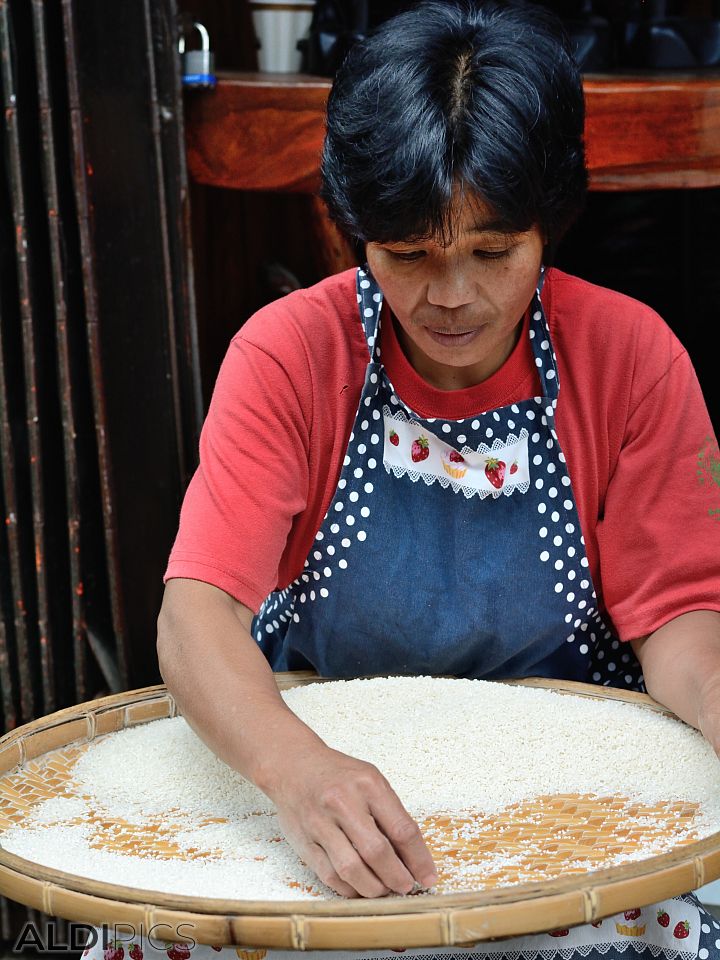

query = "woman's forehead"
[
  {"left": 382, "top": 197, "right": 522, "bottom": 247},
  {"left": 413, "top": 190, "right": 520, "bottom": 243}
]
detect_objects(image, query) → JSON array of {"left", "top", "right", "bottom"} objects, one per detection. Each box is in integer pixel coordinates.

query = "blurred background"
[{"left": 0, "top": 0, "right": 718, "bottom": 948}]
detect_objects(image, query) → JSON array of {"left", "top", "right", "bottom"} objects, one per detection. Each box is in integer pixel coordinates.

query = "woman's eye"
[
  {"left": 390, "top": 250, "right": 426, "bottom": 262},
  {"left": 474, "top": 248, "right": 511, "bottom": 260}
]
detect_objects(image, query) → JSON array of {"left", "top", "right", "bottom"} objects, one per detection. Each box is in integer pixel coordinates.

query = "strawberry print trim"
[
  {"left": 383, "top": 408, "right": 530, "bottom": 500},
  {"left": 165, "top": 946, "right": 191, "bottom": 960}
]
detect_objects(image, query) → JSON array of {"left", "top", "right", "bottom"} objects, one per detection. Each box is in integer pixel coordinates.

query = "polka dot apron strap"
[{"left": 357, "top": 266, "right": 383, "bottom": 360}]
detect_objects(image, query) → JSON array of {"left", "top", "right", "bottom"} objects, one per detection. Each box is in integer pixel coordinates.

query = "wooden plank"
[
  {"left": 584, "top": 73, "right": 720, "bottom": 190},
  {"left": 185, "top": 72, "right": 329, "bottom": 192},
  {"left": 185, "top": 72, "right": 720, "bottom": 193}
]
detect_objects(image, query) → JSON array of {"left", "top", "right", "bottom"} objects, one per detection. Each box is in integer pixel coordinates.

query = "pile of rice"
[{"left": 2, "top": 676, "right": 719, "bottom": 899}]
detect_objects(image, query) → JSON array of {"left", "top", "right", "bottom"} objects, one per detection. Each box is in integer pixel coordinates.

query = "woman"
[{"left": 153, "top": 0, "right": 720, "bottom": 956}]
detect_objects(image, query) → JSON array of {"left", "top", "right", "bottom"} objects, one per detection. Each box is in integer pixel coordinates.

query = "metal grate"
[{"left": 0, "top": 0, "right": 200, "bottom": 942}]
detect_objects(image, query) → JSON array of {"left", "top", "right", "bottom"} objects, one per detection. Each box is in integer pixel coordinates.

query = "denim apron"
[{"left": 254, "top": 266, "right": 642, "bottom": 688}]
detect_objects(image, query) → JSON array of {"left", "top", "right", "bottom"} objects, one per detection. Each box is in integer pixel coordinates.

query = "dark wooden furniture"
[{"left": 185, "top": 71, "right": 720, "bottom": 193}]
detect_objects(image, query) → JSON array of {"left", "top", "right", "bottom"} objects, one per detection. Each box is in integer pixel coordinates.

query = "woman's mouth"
[{"left": 425, "top": 326, "right": 483, "bottom": 347}]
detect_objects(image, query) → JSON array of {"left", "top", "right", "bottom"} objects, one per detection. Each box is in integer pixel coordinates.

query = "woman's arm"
[
  {"left": 631, "top": 610, "right": 720, "bottom": 750},
  {"left": 157, "top": 578, "right": 438, "bottom": 898}
]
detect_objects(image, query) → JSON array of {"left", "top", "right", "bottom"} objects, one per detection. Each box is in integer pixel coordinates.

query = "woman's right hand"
[
  {"left": 158, "top": 583, "right": 436, "bottom": 899},
  {"left": 263, "top": 740, "right": 438, "bottom": 898}
]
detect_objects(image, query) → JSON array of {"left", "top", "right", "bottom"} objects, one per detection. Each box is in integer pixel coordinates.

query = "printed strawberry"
[
  {"left": 509, "top": 460, "right": 518, "bottom": 475},
  {"left": 591, "top": 921, "right": 602, "bottom": 928},
  {"left": 624, "top": 909, "right": 641, "bottom": 921},
  {"left": 129, "top": 945, "right": 143, "bottom": 960},
  {"left": 411, "top": 436, "right": 430, "bottom": 463},
  {"left": 389, "top": 429, "right": 399, "bottom": 447},
  {"left": 484, "top": 457, "right": 506, "bottom": 489},
  {"left": 657, "top": 910, "right": 670, "bottom": 928},
  {"left": 673, "top": 921, "right": 690, "bottom": 940},
  {"left": 549, "top": 930, "right": 569, "bottom": 937},
  {"left": 166, "top": 945, "right": 192, "bottom": 960},
  {"left": 211, "top": 949, "right": 223, "bottom": 954},
  {"left": 448, "top": 450, "right": 465, "bottom": 463},
  {"left": 104, "top": 943, "right": 124, "bottom": 960}
]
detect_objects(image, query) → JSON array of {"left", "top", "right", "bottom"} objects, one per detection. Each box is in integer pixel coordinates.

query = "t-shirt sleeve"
[
  {"left": 597, "top": 342, "right": 720, "bottom": 640},
  {"left": 164, "top": 329, "right": 312, "bottom": 612}
]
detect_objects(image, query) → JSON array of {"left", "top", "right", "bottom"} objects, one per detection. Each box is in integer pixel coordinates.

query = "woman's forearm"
[
  {"left": 157, "top": 578, "right": 438, "bottom": 896},
  {"left": 156, "top": 578, "right": 325, "bottom": 793},
  {"left": 631, "top": 610, "right": 720, "bottom": 748}
]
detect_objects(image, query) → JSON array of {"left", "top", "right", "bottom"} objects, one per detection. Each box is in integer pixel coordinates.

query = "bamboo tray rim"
[{"left": 1, "top": 675, "right": 719, "bottom": 937}]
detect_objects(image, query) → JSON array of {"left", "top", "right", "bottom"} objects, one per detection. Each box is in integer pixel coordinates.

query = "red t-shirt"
[{"left": 165, "top": 267, "right": 720, "bottom": 641}]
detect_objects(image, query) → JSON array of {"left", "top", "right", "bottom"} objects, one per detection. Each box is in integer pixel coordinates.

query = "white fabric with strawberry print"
[
  {"left": 80, "top": 896, "right": 715, "bottom": 960},
  {"left": 383, "top": 408, "right": 531, "bottom": 499}
]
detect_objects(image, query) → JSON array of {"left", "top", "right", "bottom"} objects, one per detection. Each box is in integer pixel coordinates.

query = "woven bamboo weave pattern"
[
  {"left": 0, "top": 738, "right": 702, "bottom": 893},
  {"left": 1, "top": 681, "right": 719, "bottom": 948}
]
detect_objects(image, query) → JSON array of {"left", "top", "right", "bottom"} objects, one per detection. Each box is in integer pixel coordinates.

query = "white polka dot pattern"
[{"left": 253, "top": 267, "right": 644, "bottom": 691}]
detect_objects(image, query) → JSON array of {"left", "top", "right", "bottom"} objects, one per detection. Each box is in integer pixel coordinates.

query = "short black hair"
[{"left": 320, "top": 0, "right": 588, "bottom": 257}]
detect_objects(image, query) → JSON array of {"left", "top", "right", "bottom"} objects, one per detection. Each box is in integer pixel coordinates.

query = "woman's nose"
[{"left": 426, "top": 265, "right": 477, "bottom": 309}]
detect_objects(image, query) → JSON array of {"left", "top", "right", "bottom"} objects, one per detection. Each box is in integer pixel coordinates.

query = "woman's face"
[{"left": 365, "top": 194, "right": 544, "bottom": 390}]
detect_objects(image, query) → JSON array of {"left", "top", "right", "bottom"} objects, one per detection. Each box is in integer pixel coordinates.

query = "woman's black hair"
[{"left": 320, "top": 0, "right": 588, "bottom": 258}]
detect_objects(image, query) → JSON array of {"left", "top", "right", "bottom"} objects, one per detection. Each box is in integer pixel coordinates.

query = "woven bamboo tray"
[{"left": 1, "top": 674, "right": 719, "bottom": 950}]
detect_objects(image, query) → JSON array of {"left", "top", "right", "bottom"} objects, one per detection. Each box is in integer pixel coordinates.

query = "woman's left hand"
[
  {"left": 632, "top": 610, "right": 720, "bottom": 753},
  {"left": 697, "top": 674, "right": 720, "bottom": 757}
]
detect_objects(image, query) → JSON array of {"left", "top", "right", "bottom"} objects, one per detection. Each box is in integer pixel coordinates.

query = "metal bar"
[
  {"left": 0, "top": 0, "right": 67, "bottom": 716},
  {"left": 0, "top": 0, "right": 37, "bottom": 724},
  {"left": 38, "top": 0, "right": 118, "bottom": 700},
  {"left": 0, "top": 269, "right": 21, "bottom": 733},
  {"left": 86, "top": 627, "right": 122, "bottom": 692},
  {"left": 60, "top": 0, "right": 203, "bottom": 689},
  {"left": 142, "top": 0, "right": 189, "bottom": 496},
  {"left": 61, "top": 0, "right": 128, "bottom": 690},
  {"left": 30, "top": 0, "right": 88, "bottom": 703},
  {"left": 0, "top": 466, "right": 18, "bottom": 731},
  {"left": 146, "top": 0, "right": 203, "bottom": 471},
  {"left": 0, "top": 610, "right": 14, "bottom": 732}
]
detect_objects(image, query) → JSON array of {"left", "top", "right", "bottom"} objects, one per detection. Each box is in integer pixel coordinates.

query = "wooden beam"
[
  {"left": 584, "top": 73, "right": 720, "bottom": 190},
  {"left": 185, "top": 71, "right": 720, "bottom": 193}
]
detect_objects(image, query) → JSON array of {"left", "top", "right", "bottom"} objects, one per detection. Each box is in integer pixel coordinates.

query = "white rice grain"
[{"left": 2, "top": 677, "right": 719, "bottom": 900}]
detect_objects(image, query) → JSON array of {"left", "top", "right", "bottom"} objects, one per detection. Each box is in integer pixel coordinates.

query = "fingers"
[
  {"left": 302, "top": 841, "right": 359, "bottom": 899},
  {"left": 300, "top": 834, "right": 390, "bottom": 899},
  {"left": 319, "top": 768, "right": 437, "bottom": 893},
  {"left": 273, "top": 748, "right": 437, "bottom": 899},
  {"left": 369, "top": 788, "right": 438, "bottom": 890},
  {"left": 317, "top": 828, "right": 391, "bottom": 899},
  {"left": 283, "top": 817, "right": 391, "bottom": 899},
  {"left": 341, "top": 812, "right": 416, "bottom": 895}
]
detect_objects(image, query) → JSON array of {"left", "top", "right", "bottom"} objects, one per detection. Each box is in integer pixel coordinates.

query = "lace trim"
[
  {"left": 384, "top": 462, "right": 530, "bottom": 499},
  {"left": 352, "top": 945, "right": 696, "bottom": 960},
  {"left": 383, "top": 406, "right": 530, "bottom": 501}
]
